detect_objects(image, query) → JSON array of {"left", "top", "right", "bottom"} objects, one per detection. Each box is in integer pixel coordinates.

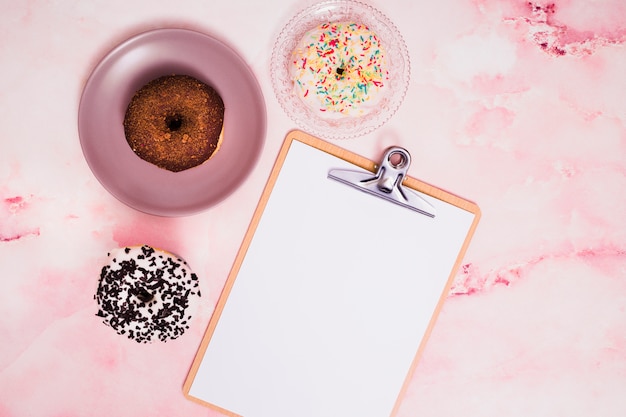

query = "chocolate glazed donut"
[{"left": 123, "top": 75, "right": 225, "bottom": 172}]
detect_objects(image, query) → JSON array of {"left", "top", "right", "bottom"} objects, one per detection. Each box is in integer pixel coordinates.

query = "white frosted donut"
[
  {"left": 290, "top": 21, "right": 389, "bottom": 118},
  {"left": 95, "top": 245, "right": 201, "bottom": 343}
]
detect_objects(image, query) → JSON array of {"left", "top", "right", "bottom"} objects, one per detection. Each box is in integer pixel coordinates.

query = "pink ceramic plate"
[{"left": 78, "top": 28, "right": 266, "bottom": 216}]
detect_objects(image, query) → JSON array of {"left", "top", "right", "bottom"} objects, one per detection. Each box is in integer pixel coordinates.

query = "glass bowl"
[{"left": 271, "top": 0, "right": 410, "bottom": 140}]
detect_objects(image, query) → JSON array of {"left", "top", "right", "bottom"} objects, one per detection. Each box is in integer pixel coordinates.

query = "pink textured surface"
[{"left": 1, "top": 0, "right": 625, "bottom": 416}]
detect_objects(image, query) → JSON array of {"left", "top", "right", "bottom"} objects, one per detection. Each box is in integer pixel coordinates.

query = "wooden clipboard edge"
[
  {"left": 183, "top": 129, "right": 482, "bottom": 417},
  {"left": 182, "top": 129, "right": 300, "bottom": 414},
  {"left": 389, "top": 187, "right": 481, "bottom": 417}
]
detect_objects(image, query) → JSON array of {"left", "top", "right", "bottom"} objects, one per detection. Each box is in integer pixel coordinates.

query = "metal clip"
[{"left": 328, "top": 147, "right": 436, "bottom": 217}]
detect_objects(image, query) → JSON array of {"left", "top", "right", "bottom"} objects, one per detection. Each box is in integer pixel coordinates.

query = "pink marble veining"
[
  {"left": 1, "top": 0, "right": 625, "bottom": 416},
  {"left": 511, "top": 0, "right": 626, "bottom": 57},
  {"left": 451, "top": 243, "right": 626, "bottom": 296},
  {"left": 0, "top": 195, "right": 40, "bottom": 242}
]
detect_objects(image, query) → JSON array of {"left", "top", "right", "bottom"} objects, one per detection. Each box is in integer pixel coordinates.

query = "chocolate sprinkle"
[{"left": 95, "top": 245, "right": 200, "bottom": 343}]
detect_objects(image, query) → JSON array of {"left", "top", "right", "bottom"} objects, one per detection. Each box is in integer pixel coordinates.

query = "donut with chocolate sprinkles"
[{"left": 95, "top": 245, "right": 201, "bottom": 343}]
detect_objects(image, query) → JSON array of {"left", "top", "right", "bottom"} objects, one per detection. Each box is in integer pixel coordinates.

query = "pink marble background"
[{"left": 1, "top": 0, "right": 625, "bottom": 416}]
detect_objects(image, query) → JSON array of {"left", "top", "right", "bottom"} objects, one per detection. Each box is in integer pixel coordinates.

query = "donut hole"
[
  {"left": 134, "top": 287, "right": 155, "bottom": 303},
  {"left": 165, "top": 114, "right": 184, "bottom": 132}
]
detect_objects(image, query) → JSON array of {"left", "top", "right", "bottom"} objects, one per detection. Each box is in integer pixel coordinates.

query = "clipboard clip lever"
[{"left": 328, "top": 147, "right": 436, "bottom": 217}]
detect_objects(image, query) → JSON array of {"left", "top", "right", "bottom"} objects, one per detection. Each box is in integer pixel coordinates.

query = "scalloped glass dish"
[
  {"left": 78, "top": 29, "right": 266, "bottom": 217},
  {"left": 271, "top": 0, "right": 410, "bottom": 140}
]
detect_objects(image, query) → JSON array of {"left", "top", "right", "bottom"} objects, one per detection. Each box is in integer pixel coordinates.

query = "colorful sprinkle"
[{"left": 290, "top": 22, "right": 389, "bottom": 116}]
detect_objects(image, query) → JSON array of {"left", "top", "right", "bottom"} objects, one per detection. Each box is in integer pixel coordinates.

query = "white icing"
[
  {"left": 290, "top": 22, "right": 389, "bottom": 119},
  {"left": 95, "top": 245, "right": 201, "bottom": 343}
]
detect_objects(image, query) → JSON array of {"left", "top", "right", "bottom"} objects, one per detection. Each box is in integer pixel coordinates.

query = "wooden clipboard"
[{"left": 184, "top": 130, "right": 481, "bottom": 417}]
